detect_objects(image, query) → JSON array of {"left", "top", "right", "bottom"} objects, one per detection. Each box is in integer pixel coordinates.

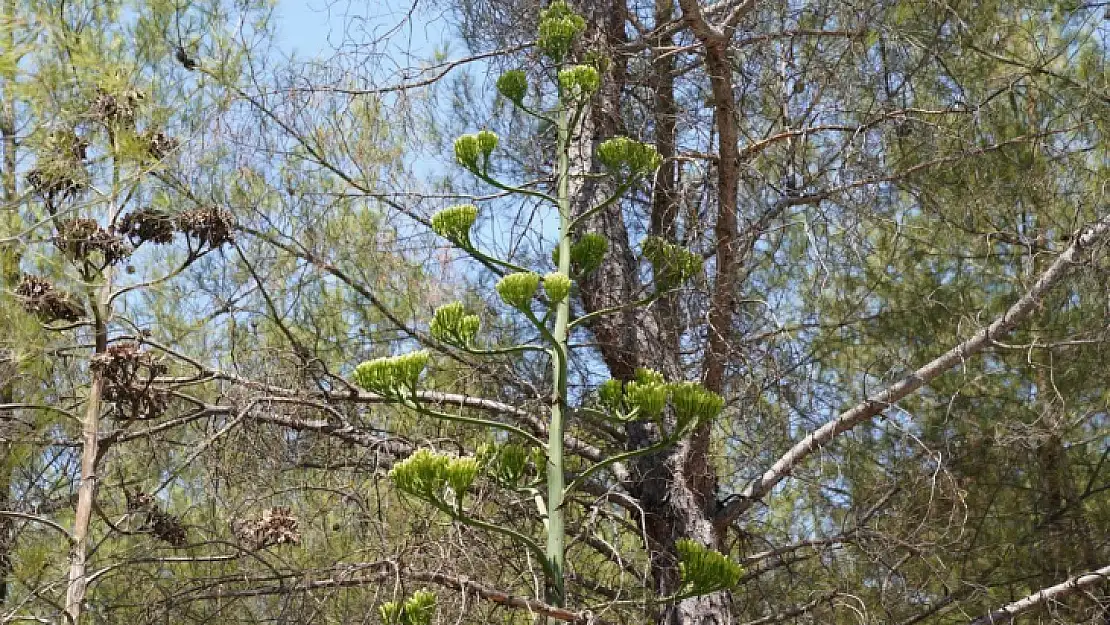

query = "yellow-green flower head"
[
  {"left": 624, "top": 368, "right": 668, "bottom": 419},
  {"left": 496, "top": 272, "right": 540, "bottom": 309},
  {"left": 543, "top": 271, "right": 571, "bottom": 304},
  {"left": 494, "top": 444, "right": 528, "bottom": 486},
  {"left": 403, "top": 590, "right": 437, "bottom": 625},
  {"left": 670, "top": 381, "right": 725, "bottom": 434},
  {"left": 538, "top": 1, "right": 586, "bottom": 60},
  {"left": 554, "top": 232, "right": 609, "bottom": 276},
  {"left": 381, "top": 589, "right": 437, "bottom": 625},
  {"left": 597, "top": 136, "right": 663, "bottom": 177},
  {"left": 597, "top": 378, "right": 624, "bottom": 410},
  {"left": 454, "top": 133, "right": 481, "bottom": 171},
  {"left": 353, "top": 350, "right": 429, "bottom": 396},
  {"left": 431, "top": 302, "right": 481, "bottom": 346},
  {"left": 571, "top": 233, "right": 608, "bottom": 274},
  {"left": 642, "top": 236, "right": 702, "bottom": 289},
  {"left": 477, "top": 130, "right": 498, "bottom": 159},
  {"left": 445, "top": 457, "right": 480, "bottom": 499},
  {"left": 389, "top": 448, "right": 449, "bottom": 498},
  {"left": 430, "top": 204, "right": 479, "bottom": 246},
  {"left": 558, "top": 65, "right": 600, "bottom": 98},
  {"left": 496, "top": 70, "right": 529, "bottom": 105},
  {"left": 677, "top": 538, "right": 742, "bottom": 595}
]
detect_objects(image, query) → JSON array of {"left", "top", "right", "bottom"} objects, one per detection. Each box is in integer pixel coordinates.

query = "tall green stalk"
[{"left": 545, "top": 101, "right": 572, "bottom": 608}]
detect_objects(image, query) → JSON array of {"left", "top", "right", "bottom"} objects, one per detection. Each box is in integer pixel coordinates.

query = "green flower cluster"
[
  {"left": 497, "top": 70, "right": 528, "bottom": 105},
  {"left": 670, "top": 381, "right": 726, "bottom": 436},
  {"left": 537, "top": 1, "right": 586, "bottom": 61},
  {"left": 430, "top": 302, "right": 481, "bottom": 346},
  {"left": 478, "top": 442, "right": 535, "bottom": 487},
  {"left": 558, "top": 64, "right": 600, "bottom": 99},
  {"left": 353, "top": 350, "right": 429, "bottom": 397},
  {"left": 496, "top": 272, "right": 540, "bottom": 309},
  {"left": 389, "top": 449, "right": 480, "bottom": 503},
  {"left": 642, "top": 236, "right": 702, "bottom": 289},
  {"left": 597, "top": 369, "right": 725, "bottom": 433},
  {"left": 543, "top": 272, "right": 572, "bottom": 303},
  {"left": 676, "top": 539, "right": 742, "bottom": 596},
  {"left": 454, "top": 130, "right": 498, "bottom": 172},
  {"left": 379, "top": 589, "right": 437, "bottom": 625},
  {"left": 554, "top": 232, "right": 608, "bottom": 276},
  {"left": 430, "top": 204, "right": 478, "bottom": 246},
  {"left": 623, "top": 368, "right": 668, "bottom": 418},
  {"left": 597, "top": 136, "right": 663, "bottom": 177}
]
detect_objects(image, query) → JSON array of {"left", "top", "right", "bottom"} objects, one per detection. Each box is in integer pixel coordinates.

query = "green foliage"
[
  {"left": 558, "top": 65, "right": 600, "bottom": 99},
  {"left": 597, "top": 136, "right": 663, "bottom": 177},
  {"left": 642, "top": 236, "right": 702, "bottom": 289},
  {"left": 495, "top": 272, "right": 540, "bottom": 309},
  {"left": 537, "top": 1, "right": 586, "bottom": 61},
  {"left": 379, "top": 589, "right": 437, "bottom": 625},
  {"left": 543, "top": 272, "right": 571, "bottom": 304},
  {"left": 496, "top": 70, "right": 528, "bottom": 105},
  {"left": 430, "top": 204, "right": 479, "bottom": 246},
  {"left": 352, "top": 350, "right": 429, "bottom": 397},
  {"left": 389, "top": 448, "right": 449, "bottom": 499},
  {"left": 676, "top": 539, "right": 742, "bottom": 595},
  {"left": 430, "top": 302, "right": 481, "bottom": 346}
]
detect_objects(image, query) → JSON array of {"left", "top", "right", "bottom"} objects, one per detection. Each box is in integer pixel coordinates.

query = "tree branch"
[
  {"left": 716, "top": 213, "right": 1110, "bottom": 526},
  {"left": 968, "top": 564, "right": 1110, "bottom": 624}
]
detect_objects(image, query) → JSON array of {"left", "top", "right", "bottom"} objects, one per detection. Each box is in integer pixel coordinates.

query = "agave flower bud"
[
  {"left": 543, "top": 272, "right": 571, "bottom": 304},
  {"left": 597, "top": 136, "right": 663, "bottom": 177},
  {"left": 494, "top": 444, "right": 528, "bottom": 486},
  {"left": 670, "top": 381, "right": 725, "bottom": 436},
  {"left": 537, "top": 1, "right": 586, "bottom": 61},
  {"left": 353, "top": 350, "right": 429, "bottom": 397},
  {"left": 623, "top": 368, "right": 668, "bottom": 419},
  {"left": 496, "top": 272, "right": 540, "bottom": 309},
  {"left": 597, "top": 379, "right": 624, "bottom": 411},
  {"left": 431, "top": 302, "right": 481, "bottom": 346},
  {"left": 558, "top": 65, "right": 600, "bottom": 99},
  {"left": 496, "top": 70, "right": 528, "bottom": 105},
  {"left": 642, "top": 236, "right": 702, "bottom": 289},
  {"left": 445, "top": 457, "right": 480, "bottom": 502},
  {"left": 430, "top": 204, "right": 479, "bottom": 246},
  {"left": 454, "top": 134, "right": 481, "bottom": 171},
  {"left": 389, "top": 448, "right": 450, "bottom": 499},
  {"left": 476, "top": 130, "right": 498, "bottom": 160},
  {"left": 677, "top": 538, "right": 742, "bottom": 595},
  {"left": 571, "top": 233, "right": 608, "bottom": 275},
  {"left": 402, "top": 590, "right": 437, "bottom": 625},
  {"left": 395, "top": 350, "right": 430, "bottom": 389},
  {"left": 379, "top": 601, "right": 403, "bottom": 625}
]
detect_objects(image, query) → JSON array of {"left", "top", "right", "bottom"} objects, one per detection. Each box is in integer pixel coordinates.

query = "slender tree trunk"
[
  {"left": 0, "top": 0, "right": 20, "bottom": 606},
  {"left": 64, "top": 291, "right": 107, "bottom": 623}
]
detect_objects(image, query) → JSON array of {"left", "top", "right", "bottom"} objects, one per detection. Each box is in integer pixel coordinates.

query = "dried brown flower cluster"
[
  {"left": 15, "top": 275, "right": 83, "bottom": 323},
  {"left": 91, "top": 342, "right": 170, "bottom": 420},
  {"left": 116, "top": 208, "right": 176, "bottom": 246},
  {"left": 176, "top": 206, "right": 236, "bottom": 249},
  {"left": 90, "top": 87, "right": 144, "bottom": 127},
  {"left": 231, "top": 507, "right": 301, "bottom": 550},
  {"left": 55, "top": 218, "right": 132, "bottom": 267},
  {"left": 126, "top": 490, "right": 187, "bottom": 547},
  {"left": 141, "top": 130, "right": 180, "bottom": 160}
]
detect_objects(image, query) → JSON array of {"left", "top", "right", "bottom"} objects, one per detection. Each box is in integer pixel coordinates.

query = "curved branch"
[
  {"left": 717, "top": 214, "right": 1110, "bottom": 526},
  {"left": 969, "top": 564, "right": 1110, "bottom": 624}
]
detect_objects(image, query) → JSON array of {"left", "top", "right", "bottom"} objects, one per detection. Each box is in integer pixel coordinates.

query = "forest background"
[{"left": 0, "top": 0, "right": 1107, "bottom": 624}]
